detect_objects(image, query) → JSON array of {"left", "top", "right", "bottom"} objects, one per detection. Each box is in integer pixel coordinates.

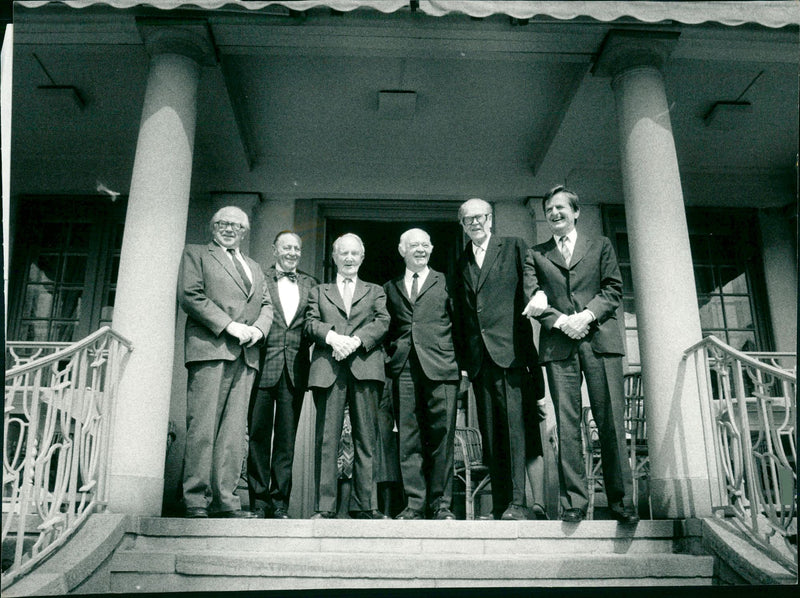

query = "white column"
[
  {"left": 109, "top": 24, "right": 215, "bottom": 515},
  {"left": 595, "top": 31, "right": 713, "bottom": 518}
]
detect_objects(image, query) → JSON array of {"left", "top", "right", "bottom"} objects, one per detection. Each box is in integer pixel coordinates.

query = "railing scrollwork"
[
  {"left": 684, "top": 336, "right": 796, "bottom": 573},
  {"left": 2, "top": 327, "right": 132, "bottom": 590}
]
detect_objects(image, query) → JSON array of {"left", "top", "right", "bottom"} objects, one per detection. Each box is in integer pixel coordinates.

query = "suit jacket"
[
  {"left": 523, "top": 234, "right": 625, "bottom": 363},
  {"left": 383, "top": 268, "right": 460, "bottom": 382},
  {"left": 179, "top": 243, "right": 273, "bottom": 370},
  {"left": 452, "top": 235, "right": 539, "bottom": 379},
  {"left": 304, "top": 278, "right": 390, "bottom": 388},
  {"left": 256, "top": 266, "right": 318, "bottom": 390}
]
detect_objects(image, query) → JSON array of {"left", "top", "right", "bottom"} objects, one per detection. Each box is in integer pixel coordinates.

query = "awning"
[{"left": 14, "top": 0, "right": 800, "bottom": 28}]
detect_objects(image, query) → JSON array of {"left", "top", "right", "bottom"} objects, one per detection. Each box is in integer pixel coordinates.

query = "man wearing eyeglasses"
[
  {"left": 383, "top": 228, "right": 460, "bottom": 520},
  {"left": 178, "top": 206, "right": 273, "bottom": 519},
  {"left": 452, "top": 199, "right": 545, "bottom": 521}
]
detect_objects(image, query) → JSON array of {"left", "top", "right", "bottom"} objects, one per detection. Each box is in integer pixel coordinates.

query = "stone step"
[
  {"left": 129, "top": 518, "right": 702, "bottom": 555},
  {"left": 108, "top": 550, "right": 715, "bottom": 591}
]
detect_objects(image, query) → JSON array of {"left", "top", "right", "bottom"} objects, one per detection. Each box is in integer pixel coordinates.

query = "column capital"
[
  {"left": 592, "top": 29, "right": 680, "bottom": 79},
  {"left": 137, "top": 18, "right": 218, "bottom": 67}
]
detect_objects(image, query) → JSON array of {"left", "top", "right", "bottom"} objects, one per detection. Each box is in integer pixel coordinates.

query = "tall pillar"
[
  {"left": 109, "top": 22, "right": 216, "bottom": 515},
  {"left": 594, "top": 31, "right": 713, "bottom": 518}
]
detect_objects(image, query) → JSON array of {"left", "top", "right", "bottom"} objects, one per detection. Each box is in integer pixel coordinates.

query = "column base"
[
  {"left": 650, "top": 476, "right": 713, "bottom": 519},
  {"left": 107, "top": 474, "right": 164, "bottom": 516}
]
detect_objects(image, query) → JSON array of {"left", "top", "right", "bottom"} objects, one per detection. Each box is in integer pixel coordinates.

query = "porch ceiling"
[{"left": 9, "top": 4, "right": 799, "bottom": 203}]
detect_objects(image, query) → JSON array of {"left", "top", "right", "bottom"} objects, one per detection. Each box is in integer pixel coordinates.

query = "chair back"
[
  {"left": 624, "top": 372, "right": 647, "bottom": 450},
  {"left": 454, "top": 426, "right": 484, "bottom": 468}
]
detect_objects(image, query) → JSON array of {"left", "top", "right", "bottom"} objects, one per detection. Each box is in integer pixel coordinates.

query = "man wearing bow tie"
[
  {"left": 178, "top": 206, "right": 273, "bottom": 519},
  {"left": 384, "top": 229, "right": 461, "bottom": 520},
  {"left": 305, "top": 233, "right": 391, "bottom": 519},
  {"left": 522, "top": 185, "right": 637, "bottom": 524},
  {"left": 247, "top": 231, "right": 318, "bottom": 518}
]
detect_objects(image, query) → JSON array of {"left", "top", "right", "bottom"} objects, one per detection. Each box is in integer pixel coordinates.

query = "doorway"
[{"left": 323, "top": 219, "right": 462, "bottom": 285}]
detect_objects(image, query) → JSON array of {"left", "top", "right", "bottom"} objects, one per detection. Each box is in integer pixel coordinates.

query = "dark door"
[{"left": 323, "top": 219, "right": 462, "bottom": 285}]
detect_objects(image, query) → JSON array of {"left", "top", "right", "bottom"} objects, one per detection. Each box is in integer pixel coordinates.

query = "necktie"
[
  {"left": 277, "top": 270, "right": 297, "bottom": 282},
  {"left": 473, "top": 245, "right": 484, "bottom": 268},
  {"left": 342, "top": 278, "right": 353, "bottom": 315},
  {"left": 559, "top": 236, "right": 572, "bottom": 266},
  {"left": 410, "top": 273, "right": 419, "bottom": 302},
  {"left": 228, "top": 249, "right": 252, "bottom": 293}
]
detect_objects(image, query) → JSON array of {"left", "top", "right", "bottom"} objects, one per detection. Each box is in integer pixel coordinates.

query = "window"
[
  {"left": 603, "top": 206, "right": 772, "bottom": 365},
  {"left": 10, "top": 197, "right": 126, "bottom": 342}
]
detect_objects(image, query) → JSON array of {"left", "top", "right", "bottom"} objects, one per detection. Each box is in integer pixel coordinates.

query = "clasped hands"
[
  {"left": 328, "top": 332, "right": 362, "bottom": 361},
  {"left": 225, "top": 321, "right": 264, "bottom": 347},
  {"left": 521, "top": 291, "right": 593, "bottom": 340}
]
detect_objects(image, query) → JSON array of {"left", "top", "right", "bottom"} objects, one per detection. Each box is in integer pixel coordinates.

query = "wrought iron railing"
[
  {"left": 2, "top": 327, "right": 132, "bottom": 589},
  {"left": 684, "top": 336, "right": 796, "bottom": 572}
]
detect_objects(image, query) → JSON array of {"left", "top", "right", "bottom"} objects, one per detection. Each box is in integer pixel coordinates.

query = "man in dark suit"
[
  {"left": 247, "top": 231, "right": 318, "bottom": 519},
  {"left": 523, "top": 185, "right": 637, "bottom": 524},
  {"left": 452, "top": 198, "right": 545, "bottom": 521},
  {"left": 384, "top": 228, "right": 460, "bottom": 521},
  {"left": 178, "top": 206, "right": 273, "bottom": 519},
  {"left": 305, "top": 233, "right": 391, "bottom": 519}
]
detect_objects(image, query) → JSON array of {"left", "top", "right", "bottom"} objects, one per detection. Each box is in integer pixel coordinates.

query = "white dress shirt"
[
  {"left": 219, "top": 244, "right": 253, "bottom": 283},
  {"left": 275, "top": 264, "right": 300, "bottom": 324},
  {"left": 404, "top": 267, "right": 429, "bottom": 299},
  {"left": 472, "top": 233, "right": 491, "bottom": 268},
  {"left": 554, "top": 228, "right": 578, "bottom": 267}
]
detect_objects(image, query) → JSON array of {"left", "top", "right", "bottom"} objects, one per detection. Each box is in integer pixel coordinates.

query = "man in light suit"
[
  {"left": 384, "top": 228, "right": 460, "bottom": 521},
  {"left": 523, "top": 185, "right": 637, "bottom": 524},
  {"left": 452, "top": 198, "right": 545, "bottom": 521},
  {"left": 179, "top": 206, "right": 273, "bottom": 519},
  {"left": 305, "top": 233, "right": 391, "bottom": 519},
  {"left": 247, "top": 231, "right": 318, "bottom": 519}
]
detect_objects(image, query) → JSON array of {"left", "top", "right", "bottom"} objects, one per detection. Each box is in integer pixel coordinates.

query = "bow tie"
[{"left": 276, "top": 270, "right": 297, "bottom": 282}]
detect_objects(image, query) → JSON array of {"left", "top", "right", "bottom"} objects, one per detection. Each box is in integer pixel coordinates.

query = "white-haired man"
[
  {"left": 178, "top": 206, "right": 273, "bottom": 518},
  {"left": 384, "top": 228, "right": 460, "bottom": 520},
  {"left": 305, "top": 233, "right": 390, "bottom": 519}
]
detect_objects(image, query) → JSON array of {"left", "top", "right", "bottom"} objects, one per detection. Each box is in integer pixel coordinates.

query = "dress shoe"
[
  {"left": 530, "top": 503, "right": 549, "bottom": 520},
  {"left": 433, "top": 507, "right": 456, "bottom": 520},
  {"left": 395, "top": 507, "right": 424, "bottom": 520},
  {"left": 310, "top": 511, "right": 336, "bottom": 519},
  {"left": 212, "top": 510, "right": 257, "bottom": 519},
  {"left": 477, "top": 513, "right": 496, "bottom": 520},
  {"left": 251, "top": 506, "right": 267, "bottom": 519},
  {"left": 184, "top": 507, "right": 208, "bottom": 519},
  {"left": 500, "top": 504, "right": 528, "bottom": 521},
  {"left": 609, "top": 506, "right": 640, "bottom": 524},
  {"left": 561, "top": 508, "right": 585, "bottom": 523},
  {"left": 272, "top": 507, "right": 290, "bottom": 519},
  {"left": 352, "top": 510, "right": 390, "bottom": 520}
]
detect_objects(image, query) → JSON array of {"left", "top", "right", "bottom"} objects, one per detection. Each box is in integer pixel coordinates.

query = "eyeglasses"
[
  {"left": 214, "top": 220, "right": 245, "bottom": 232},
  {"left": 460, "top": 214, "right": 490, "bottom": 226}
]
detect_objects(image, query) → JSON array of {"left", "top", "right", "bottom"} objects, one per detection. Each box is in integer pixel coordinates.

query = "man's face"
[
  {"left": 544, "top": 193, "right": 579, "bottom": 237},
  {"left": 333, "top": 236, "right": 364, "bottom": 278},
  {"left": 273, "top": 233, "right": 301, "bottom": 272},
  {"left": 460, "top": 200, "right": 492, "bottom": 245},
  {"left": 212, "top": 209, "right": 247, "bottom": 250},
  {"left": 400, "top": 230, "right": 432, "bottom": 272}
]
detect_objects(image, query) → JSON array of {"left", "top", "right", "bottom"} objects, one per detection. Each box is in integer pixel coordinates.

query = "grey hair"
[
  {"left": 398, "top": 228, "right": 431, "bottom": 253},
  {"left": 458, "top": 198, "right": 493, "bottom": 221},
  {"left": 210, "top": 206, "right": 250, "bottom": 231},
  {"left": 332, "top": 233, "right": 365, "bottom": 255}
]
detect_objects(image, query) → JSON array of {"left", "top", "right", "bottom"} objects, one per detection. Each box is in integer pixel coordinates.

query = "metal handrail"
[
  {"left": 683, "top": 335, "right": 797, "bottom": 573},
  {"left": 2, "top": 327, "right": 133, "bottom": 589}
]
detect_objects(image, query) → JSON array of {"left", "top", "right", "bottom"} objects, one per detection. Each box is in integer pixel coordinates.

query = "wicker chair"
[
  {"left": 454, "top": 426, "right": 491, "bottom": 520},
  {"left": 581, "top": 372, "right": 650, "bottom": 519}
]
